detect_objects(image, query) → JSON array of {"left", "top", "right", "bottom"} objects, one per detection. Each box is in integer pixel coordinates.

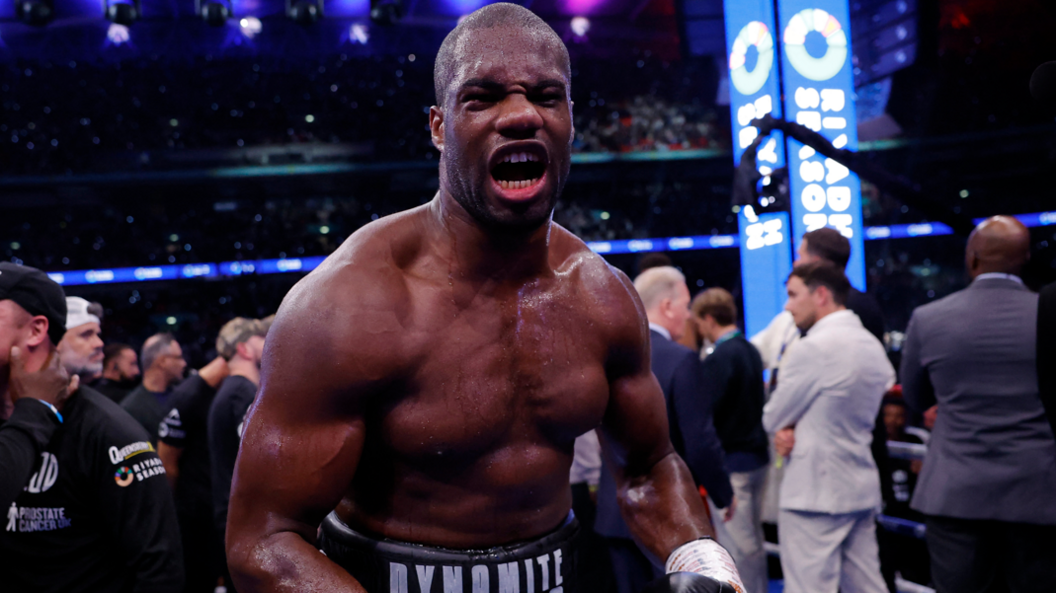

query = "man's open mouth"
[{"left": 490, "top": 152, "right": 546, "bottom": 191}]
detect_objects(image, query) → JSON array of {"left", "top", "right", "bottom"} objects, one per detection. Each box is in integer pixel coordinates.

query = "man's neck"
[
  {"left": 142, "top": 370, "right": 171, "bottom": 393},
  {"left": 812, "top": 305, "right": 847, "bottom": 327},
  {"left": 228, "top": 359, "right": 260, "bottom": 387},
  {"left": 103, "top": 369, "right": 122, "bottom": 382},
  {"left": 710, "top": 325, "right": 739, "bottom": 344},
  {"left": 431, "top": 192, "right": 554, "bottom": 284},
  {"left": 646, "top": 317, "right": 674, "bottom": 340}
]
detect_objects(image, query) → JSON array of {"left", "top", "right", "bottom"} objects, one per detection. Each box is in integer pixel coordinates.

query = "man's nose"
[{"left": 495, "top": 94, "right": 544, "bottom": 138}]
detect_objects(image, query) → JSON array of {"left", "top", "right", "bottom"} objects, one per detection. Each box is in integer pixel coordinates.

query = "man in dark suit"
[
  {"left": 595, "top": 266, "right": 733, "bottom": 593},
  {"left": 1038, "top": 283, "right": 1056, "bottom": 437},
  {"left": 901, "top": 216, "right": 1056, "bottom": 593}
]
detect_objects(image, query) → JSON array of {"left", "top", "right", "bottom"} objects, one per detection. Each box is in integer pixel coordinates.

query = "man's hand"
[
  {"left": 722, "top": 496, "right": 737, "bottom": 523},
  {"left": 9, "top": 346, "right": 79, "bottom": 412},
  {"left": 197, "top": 356, "right": 230, "bottom": 389},
  {"left": 774, "top": 427, "right": 795, "bottom": 457},
  {"left": 923, "top": 405, "right": 937, "bottom": 430}
]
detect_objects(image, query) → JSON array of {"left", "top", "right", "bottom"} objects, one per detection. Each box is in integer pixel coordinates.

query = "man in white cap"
[{"left": 57, "top": 297, "right": 104, "bottom": 383}]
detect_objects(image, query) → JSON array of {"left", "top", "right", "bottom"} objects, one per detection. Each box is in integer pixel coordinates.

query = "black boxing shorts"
[{"left": 318, "top": 511, "right": 579, "bottom": 593}]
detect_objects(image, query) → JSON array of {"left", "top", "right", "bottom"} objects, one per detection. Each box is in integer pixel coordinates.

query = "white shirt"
[
  {"left": 648, "top": 322, "right": 672, "bottom": 341},
  {"left": 762, "top": 309, "right": 896, "bottom": 514},
  {"left": 974, "top": 273, "right": 1024, "bottom": 285},
  {"left": 570, "top": 430, "right": 602, "bottom": 486},
  {"left": 750, "top": 310, "right": 800, "bottom": 372}
]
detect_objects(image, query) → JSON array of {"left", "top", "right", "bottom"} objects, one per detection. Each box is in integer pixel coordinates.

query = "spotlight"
[
  {"left": 349, "top": 22, "right": 369, "bottom": 44},
  {"left": 196, "top": 0, "right": 230, "bottom": 26},
  {"left": 106, "top": 22, "right": 130, "bottom": 44},
  {"left": 369, "top": 0, "right": 401, "bottom": 26},
  {"left": 104, "top": 0, "right": 140, "bottom": 25},
  {"left": 570, "top": 16, "right": 590, "bottom": 37},
  {"left": 239, "top": 16, "right": 262, "bottom": 37},
  {"left": 286, "top": 0, "right": 322, "bottom": 24},
  {"left": 16, "top": 0, "right": 53, "bottom": 26}
]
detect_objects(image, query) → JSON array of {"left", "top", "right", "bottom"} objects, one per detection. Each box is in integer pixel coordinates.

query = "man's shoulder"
[
  {"left": 716, "top": 335, "right": 762, "bottom": 363},
  {"left": 69, "top": 386, "right": 154, "bottom": 446},
  {"left": 212, "top": 376, "right": 256, "bottom": 412},
  {"left": 551, "top": 225, "right": 644, "bottom": 320}
]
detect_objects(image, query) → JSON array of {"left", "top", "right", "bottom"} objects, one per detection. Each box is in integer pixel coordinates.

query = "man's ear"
[
  {"left": 429, "top": 106, "right": 445, "bottom": 153},
  {"left": 235, "top": 341, "right": 250, "bottom": 361},
  {"left": 25, "top": 316, "right": 50, "bottom": 350}
]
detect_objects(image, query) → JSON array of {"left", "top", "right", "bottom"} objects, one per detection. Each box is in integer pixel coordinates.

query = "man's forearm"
[
  {"left": 229, "top": 530, "right": 367, "bottom": 593},
  {"left": 616, "top": 451, "right": 715, "bottom": 564}
]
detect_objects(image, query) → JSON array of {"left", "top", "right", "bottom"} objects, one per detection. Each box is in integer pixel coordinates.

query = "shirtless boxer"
[{"left": 226, "top": 5, "right": 744, "bottom": 592}]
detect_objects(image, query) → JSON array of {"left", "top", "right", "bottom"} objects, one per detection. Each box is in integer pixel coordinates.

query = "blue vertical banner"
[
  {"left": 776, "top": 0, "right": 867, "bottom": 290},
  {"left": 723, "top": 0, "right": 786, "bottom": 171},
  {"left": 738, "top": 210, "right": 793, "bottom": 338},
  {"left": 724, "top": 0, "right": 793, "bottom": 337}
]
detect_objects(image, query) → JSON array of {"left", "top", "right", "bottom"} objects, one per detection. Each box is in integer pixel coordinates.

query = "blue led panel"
[
  {"left": 723, "top": 0, "right": 787, "bottom": 172},
  {"left": 738, "top": 210, "right": 793, "bottom": 338},
  {"left": 777, "top": 0, "right": 866, "bottom": 290}
]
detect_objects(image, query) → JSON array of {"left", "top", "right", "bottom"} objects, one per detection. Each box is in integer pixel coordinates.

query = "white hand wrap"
[{"left": 664, "top": 538, "right": 746, "bottom": 593}]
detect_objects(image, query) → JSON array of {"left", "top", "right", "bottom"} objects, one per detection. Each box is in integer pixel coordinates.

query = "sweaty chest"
[{"left": 380, "top": 284, "right": 611, "bottom": 460}]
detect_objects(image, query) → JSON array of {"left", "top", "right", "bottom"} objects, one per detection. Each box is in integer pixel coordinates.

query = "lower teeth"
[{"left": 498, "top": 178, "right": 539, "bottom": 190}]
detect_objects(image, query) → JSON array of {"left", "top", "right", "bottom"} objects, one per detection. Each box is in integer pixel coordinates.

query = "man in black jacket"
[
  {"left": 595, "top": 266, "right": 733, "bottom": 593},
  {"left": 122, "top": 333, "right": 187, "bottom": 443},
  {"left": 692, "top": 287, "right": 770, "bottom": 593},
  {"left": 0, "top": 262, "right": 78, "bottom": 508},
  {"left": 0, "top": 263, "right": 184, "bottom": 593}
]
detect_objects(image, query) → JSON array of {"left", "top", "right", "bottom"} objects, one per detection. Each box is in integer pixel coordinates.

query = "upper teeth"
[{"left": 502, "top": 152, "right": 540, "bottom": 164}]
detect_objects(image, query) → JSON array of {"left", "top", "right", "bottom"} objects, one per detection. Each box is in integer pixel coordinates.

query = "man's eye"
[
  {"left": 534, "top": 93, "right": 562, "bottom": 104},
  {"left": 464, "top": 94, "right": 497, "bottom": 103}
]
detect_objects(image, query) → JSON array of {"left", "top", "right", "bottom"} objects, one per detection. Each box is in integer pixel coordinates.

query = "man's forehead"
[
  {"left": 69, "top": 321, "right": 100, "bottom": 334},
  {"left": 450, "top": 26, "right": 568, "bottom": 86}
]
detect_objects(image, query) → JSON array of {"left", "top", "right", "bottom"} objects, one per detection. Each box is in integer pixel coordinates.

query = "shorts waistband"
[{"left": 319, "top": 511, "right": 579, "bottom": 593}]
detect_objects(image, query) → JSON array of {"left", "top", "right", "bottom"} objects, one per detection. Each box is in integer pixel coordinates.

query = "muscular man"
[{"left": 227, "top": 5, "right": 743, "bottom": 593}]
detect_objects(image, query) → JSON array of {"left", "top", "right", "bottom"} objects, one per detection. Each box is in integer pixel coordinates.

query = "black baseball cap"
[{"left": 0, "top": 262, "right": 68, "bottom": 346}]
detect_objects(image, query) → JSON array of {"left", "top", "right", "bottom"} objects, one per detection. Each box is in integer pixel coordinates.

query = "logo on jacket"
[
  {"left": 109, "top": 441, "right": 155, "bottom": 465},
  {"left": 6, "top": 503, "right": 72, "bottom": 533},
  {"left": 114, "top": 467, "right": 134, "bottom": 487},
  {"left": 24, "top": 452, "right": 59, "bottom": 494}
]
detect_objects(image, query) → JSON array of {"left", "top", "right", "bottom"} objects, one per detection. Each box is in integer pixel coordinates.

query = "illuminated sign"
[
  {"left": 777, "top": 0, "right": 866, "bottom": 290},
  {"left": 723, "top": 0, "right": 787, "bottom": 173},
  {"left": 738, "top": 209, "right": 793, "bottom": 338},
  {"left": 724, "top": 0, "right": 792, "bottom": 336}
]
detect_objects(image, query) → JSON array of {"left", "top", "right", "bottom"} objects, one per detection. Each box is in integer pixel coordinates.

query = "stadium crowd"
[{"left": 0, "top": 54, "right": 727, "bottom": 175}]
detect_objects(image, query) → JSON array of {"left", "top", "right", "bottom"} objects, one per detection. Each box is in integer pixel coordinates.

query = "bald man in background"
[{"left": 901, "top": 216, "right": 1056, "bottom": 593}]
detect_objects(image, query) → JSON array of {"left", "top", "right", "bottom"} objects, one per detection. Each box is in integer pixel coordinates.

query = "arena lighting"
[
  {"left": 239, "top": 16, "right": 262, "bottom": 37},
  {"left": 570, "top": 16, "right": 589, "bottom": 37},
  {"left": 15, "top": 0, "right": 53, "bottom": 26},
  {"left": 106, "top": 22, "right": 131, "bottom": 44},
  {"left": 349, "top": 22, "right": 369, "bottom": 44},
  {"left": 369, "top": 0, "right": 401, "bottom": 26},
  {"left": 286, "top": 0, "right": 322, "bottom": 25},
  {"left": 196, "top": 0, "right": 231, "bottom": 26},
  {"left": 104, "top": 0, "right": 140, "bottom": 25}
]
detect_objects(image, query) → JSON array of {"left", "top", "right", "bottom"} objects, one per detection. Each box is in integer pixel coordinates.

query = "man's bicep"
[
  {"left": 600, "top": 369, "right": 673, "bottom": 475},
  {"left": 232, "top": 394, "right": 366, "bottom": 532}
]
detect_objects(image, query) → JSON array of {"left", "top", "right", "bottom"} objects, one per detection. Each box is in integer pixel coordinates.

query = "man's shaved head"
[
  {"left": 965, "top": 215, "right": 1031, "bottom": 278},
  {"left": 434, "top": 3, "right": 569, "bottom": 106}
]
